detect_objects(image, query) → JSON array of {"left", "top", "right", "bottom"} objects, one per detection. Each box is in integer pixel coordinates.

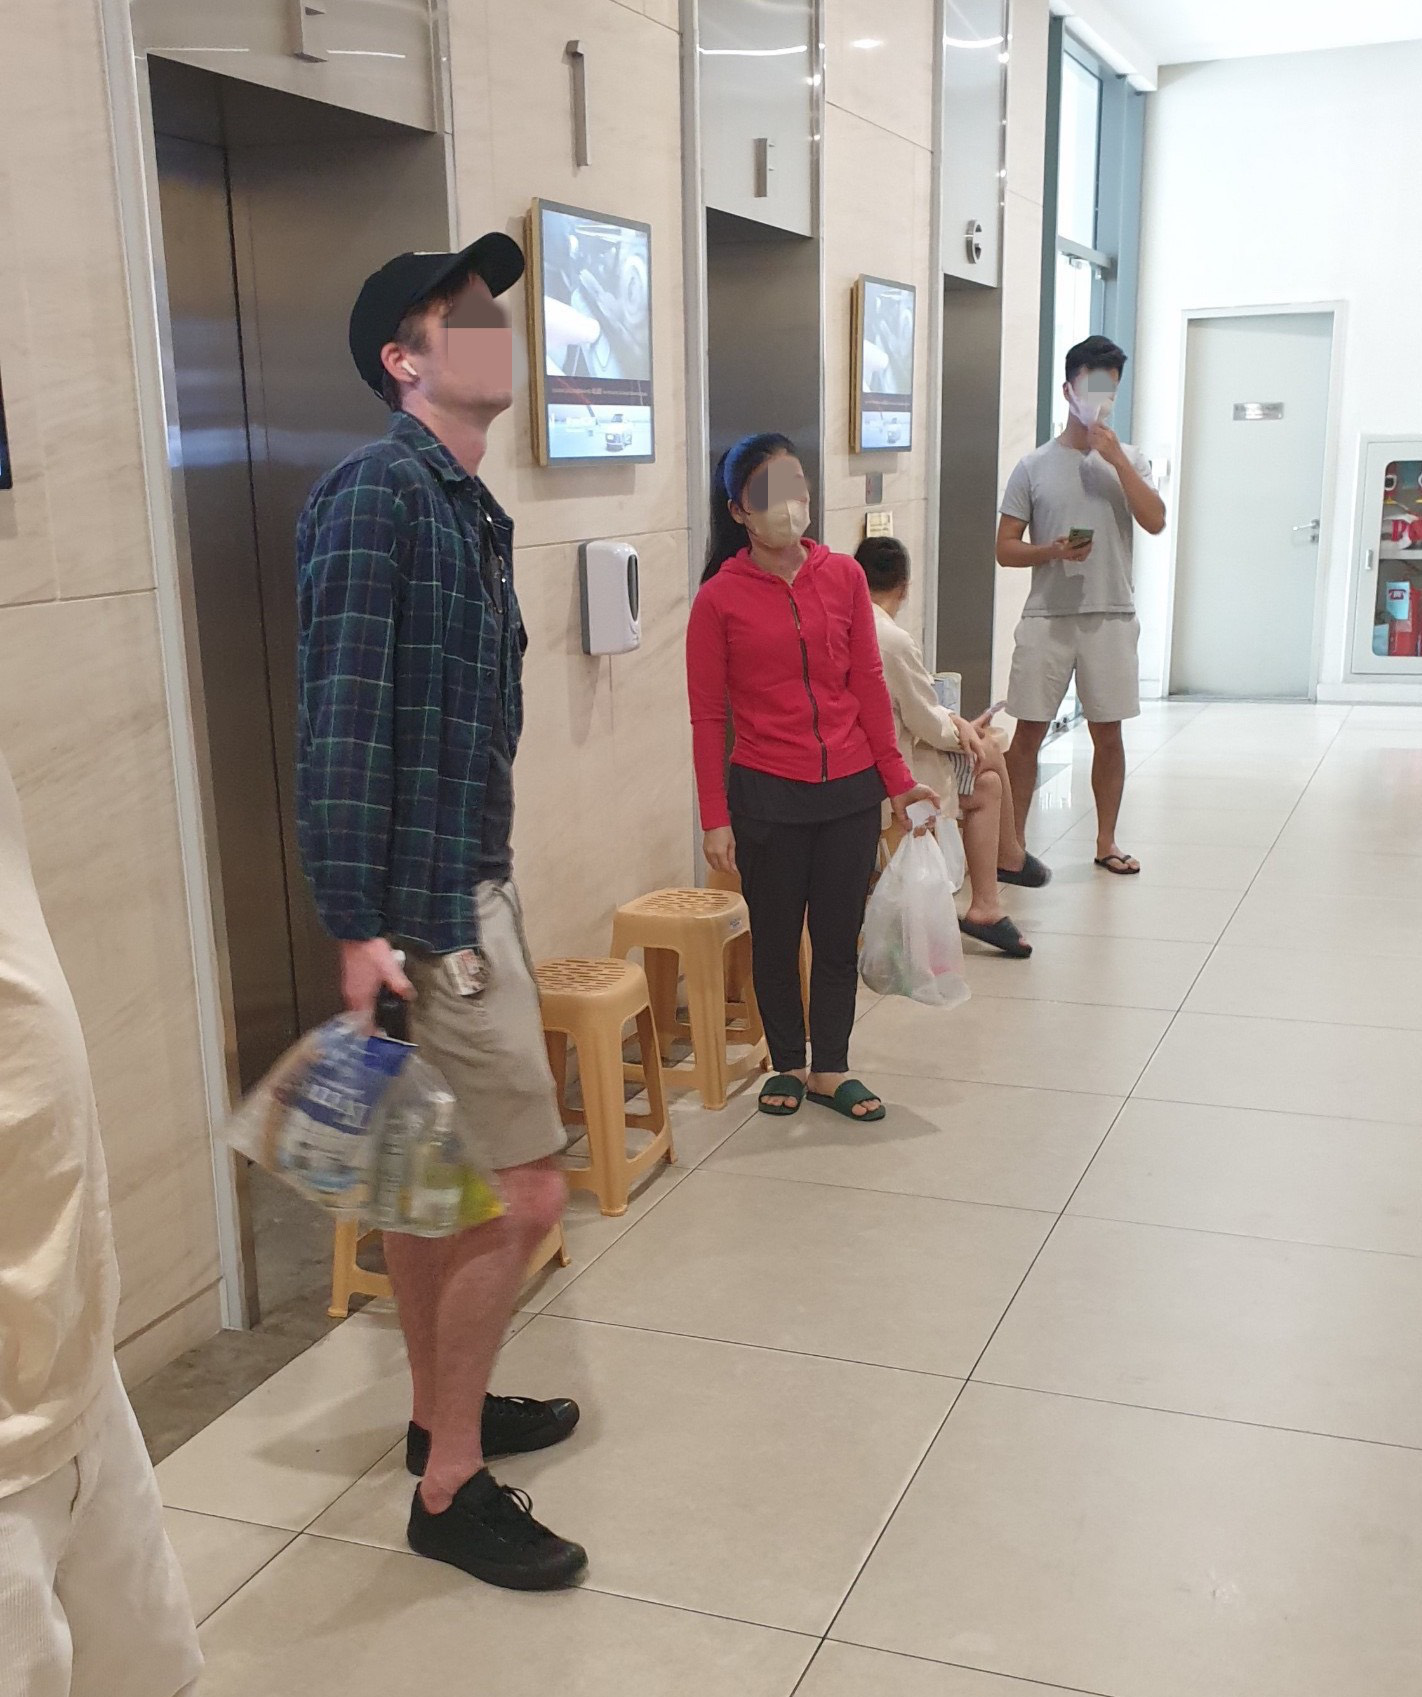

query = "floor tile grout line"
[
  {"left": 969, "top": 1374, "right": 1422, "bottom": 1457},
  {"left": 1034, "top": 703, "right": 1355, "bottom": 1239},
  {"left": 813, "top": 1092, "right": 1147, "bottom": 1650},
  {"left": 520, "top": 1101, "right": 763, "bottom": 1315},
  {"left": 521, "top": 1308, "right": 971, "bottom": 1384},
  {"left": 645, "top": 1161, "right": 1061, "bottom": 1221},
  {"left": 189, "top": 1531, "right": 303, "bottom": 1633},
  {"left": 807, "top": 1637, "right": 1120, "bottom": 1697},
  {"left": 818, "top": 1380, "right": 973, "bottom": 1648},
  {"left": 293, "top": 1527, "right": 833, "bottom": 1643},
  {"left": 1059, "top": 1204, "right": 1422, "bottom": 1262}
]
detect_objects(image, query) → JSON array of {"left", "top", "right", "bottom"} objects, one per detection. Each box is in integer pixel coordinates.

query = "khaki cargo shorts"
[
  {"left": 403, "top": 882, "right": 567, "bottom": 1174},
  {"left": 1006, "top": 612, "right": 1142, "bottom": 724}
]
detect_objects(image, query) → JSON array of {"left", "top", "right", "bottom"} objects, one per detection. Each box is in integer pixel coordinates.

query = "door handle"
[
  {"left": 1292, "top": 519, "right": 1320, "bottom": 542},
  {"left": 1362, "top": 547, "right": 1376, "bottom": 574},
  {"left": 754, "top": 137, "right": 775, "bottom": 199}
]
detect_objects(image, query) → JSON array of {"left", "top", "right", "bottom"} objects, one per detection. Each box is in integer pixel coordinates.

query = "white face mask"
[
  {"left": 746, "top": 498, "right": 811, "bottom": 549},
  {"left": 1068, "top": 376, "right": 1117, "bottom": 427}
]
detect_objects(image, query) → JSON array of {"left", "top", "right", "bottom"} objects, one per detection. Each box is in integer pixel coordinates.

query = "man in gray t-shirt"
[{"left": 996, "top": 337, "right": 1166, "bottom": 879}]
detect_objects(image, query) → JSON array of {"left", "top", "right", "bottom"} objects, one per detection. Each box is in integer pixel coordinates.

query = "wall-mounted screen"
[
  {"left": 0, "top": 369, "right": 12, "bottom": 490},
  {"left": 527, "top": 198, "right": 654, "bottom": 465},
  {"left": 852, "top": 275, "right": 916, "bottom": 453}
]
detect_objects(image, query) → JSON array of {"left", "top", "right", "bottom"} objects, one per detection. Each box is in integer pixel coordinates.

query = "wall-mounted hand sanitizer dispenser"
[{"left": 579, "top": 540, "right": 641, "bottom": 656}]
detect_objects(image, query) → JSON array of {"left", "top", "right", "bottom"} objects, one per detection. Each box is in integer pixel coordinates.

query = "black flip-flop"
[
  {"left": 806, "top": 1079, "right": 886, "bottom": 1122},
  {"left": 960, "top": 915, "right": 1033, "bottom": 958},
  {"left": 1095, "top": 853, "right": 1141, "bottom": 876},
  {"left": 998, "top": 852, "right": 1052, "bottom": 888},
  {"left": 758, "top": 1074, "right": 807, "bottom": 1117}
]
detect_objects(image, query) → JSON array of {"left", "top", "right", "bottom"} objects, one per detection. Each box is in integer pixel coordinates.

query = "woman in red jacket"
[{"left": 686, "top": 433, "right": 936, "bottom": 1121}]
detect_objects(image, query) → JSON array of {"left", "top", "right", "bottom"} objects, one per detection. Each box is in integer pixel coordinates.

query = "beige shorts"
[
  {"left": 403, "top": 882, "right": 567, "bottom": 1174},
  {"left": 0, "top": 1365, "right": 201, "bottom": 1697},
  {"left": 1006, "top": 613, "right": 1141, "bottom": 724}
]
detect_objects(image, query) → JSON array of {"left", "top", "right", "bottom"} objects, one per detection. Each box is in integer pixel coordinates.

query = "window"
[
  {"left": 1034, "top": 26, "right": 1146, "bottom": 729},
  {"left": 1038, "top": 24, "right": 1146, "bottom": 444}
]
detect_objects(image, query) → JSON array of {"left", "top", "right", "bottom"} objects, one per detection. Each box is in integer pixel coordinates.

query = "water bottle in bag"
[{"left": 368, "top": 984, "right": 504, "bottom": 1238}]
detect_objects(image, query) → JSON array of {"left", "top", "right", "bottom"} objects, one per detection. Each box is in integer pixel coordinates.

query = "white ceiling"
[{"left": 1122, "top": 0, "right": 1422, "bottom": 66}]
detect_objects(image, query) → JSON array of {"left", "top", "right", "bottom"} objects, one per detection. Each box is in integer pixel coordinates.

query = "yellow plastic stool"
[
  {"left": 328, "top": 1218, "right": 570, "bottom": 1320},
  {"left": 611, "top": 888, "right": 768, "bottom": 1110},
  {"left": 537, "top": 957, "right": 674, "bottom": 1218}
]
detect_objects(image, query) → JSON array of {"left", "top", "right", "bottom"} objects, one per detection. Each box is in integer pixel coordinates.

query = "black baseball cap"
[{"left": 348, "top": 232, "right": 526, "bottom": 396}]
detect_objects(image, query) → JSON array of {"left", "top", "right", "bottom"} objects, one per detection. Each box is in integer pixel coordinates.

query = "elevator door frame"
[{"left": 98, "top": 0, "right": 458, "bottom": 1329}]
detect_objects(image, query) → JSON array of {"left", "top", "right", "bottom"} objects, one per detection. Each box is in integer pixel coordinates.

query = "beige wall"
[
  {"left": 0, "top": 0, "right": 222, "bottom": 1376},
  {"left": 821, "top": 0, "right": 939, "bottom": 638},
  {"left": 449, "top": 0, "right": 693, "bottom": 961}
]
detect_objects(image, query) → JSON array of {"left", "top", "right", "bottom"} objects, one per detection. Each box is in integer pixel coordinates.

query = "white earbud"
[{"left": 400, "top": 359, "right": 418, "bottom": 379}]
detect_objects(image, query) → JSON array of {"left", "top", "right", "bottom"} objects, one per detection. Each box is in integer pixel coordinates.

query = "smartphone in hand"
[{"left": 1067, "top": 527, "right": 1094, "bottom": 549}]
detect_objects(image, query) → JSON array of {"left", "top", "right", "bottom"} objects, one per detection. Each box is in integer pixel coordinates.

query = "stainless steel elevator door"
[
  {"left": 150, "top": 60, "right": 451, "bottom": 1093},
  {"left": 155, "top": 131, "right": 301, "bottom": 1089}
]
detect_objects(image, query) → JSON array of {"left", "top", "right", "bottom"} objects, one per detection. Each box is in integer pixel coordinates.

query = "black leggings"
[{"left": 732, "top": 805, "right": 882, "bottom": 1075}]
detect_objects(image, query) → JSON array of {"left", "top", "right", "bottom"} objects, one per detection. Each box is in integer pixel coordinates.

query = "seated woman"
[{"left": 857, "top": 536, "right": 1042, "bottom": 959}]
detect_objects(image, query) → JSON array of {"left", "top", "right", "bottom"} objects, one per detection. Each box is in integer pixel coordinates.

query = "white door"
[{"left": 1170, "top": 312, "right": 1332, "bottom": 697}]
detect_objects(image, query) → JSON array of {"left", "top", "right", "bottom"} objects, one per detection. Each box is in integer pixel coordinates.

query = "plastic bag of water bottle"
[
  {"left": 222, "top": 995, "right": 503, "bottom": 1237},
  {"left": 860, "top": 824, "right": 971, "bottom": 1009}
]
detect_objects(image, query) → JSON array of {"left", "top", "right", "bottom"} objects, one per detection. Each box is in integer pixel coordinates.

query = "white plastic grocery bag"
[
  {"left": 936, "top": 813, "right": 966, "bottom": 894},
  {"left": 860, "top": 827, "right": 971, "bottom": 1009}
]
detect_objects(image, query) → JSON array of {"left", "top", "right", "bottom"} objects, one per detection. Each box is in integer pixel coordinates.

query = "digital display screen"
[
  {"left": 0, "top": 369, "right": 12, "bottom": 490},
  {"left": 528, "top": 199, "right": 654, "bottom": 465},
  {"left": 854, "top": 276, "right": 916, "bottom": 453}
]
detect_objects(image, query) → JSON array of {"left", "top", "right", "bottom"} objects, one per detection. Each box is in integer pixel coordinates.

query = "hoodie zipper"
[{"left": 784, "top": 585, "right": 830, "bottom": 783}]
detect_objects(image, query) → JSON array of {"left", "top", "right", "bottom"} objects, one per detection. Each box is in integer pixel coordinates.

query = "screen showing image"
[
  {"left": 856, "top": 277, "right": 915, "bottom": 453},
  {"left": 531, "top": 200, "right": 654, "bottom": 464},
  {"left": 0, "top": 371, "right": 11, "bottom": 491}
]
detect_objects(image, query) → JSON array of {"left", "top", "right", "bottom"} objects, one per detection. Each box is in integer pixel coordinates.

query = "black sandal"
[
  {"left": 1094, "top": 853, "right": 1141, "bottom": 876},
  {"left": 998, "top": 852, "right": 1052, "bottom": 888},
  {"left": 959, "top": 916, "right": 1033, "bottom": 958},
  {"left": 758, "top": 1074, "right": 807, "bottom": 1117}
]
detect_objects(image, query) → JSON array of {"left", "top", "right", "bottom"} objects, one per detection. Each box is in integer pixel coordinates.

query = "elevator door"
[
  {"left": 150, "top": 60, "right": 450, "bottom": 1091},
  {"left": 156, "top": 131, "right": 300, "bottom": 1089}
]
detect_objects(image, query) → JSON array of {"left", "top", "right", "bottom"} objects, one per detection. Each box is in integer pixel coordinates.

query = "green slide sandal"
[
  {"left": 806, "top": 1079, "right": 886, "bottom": 1123},
  {"left": 758, "top": 1074, "right": 807, "bottom": 1117}
]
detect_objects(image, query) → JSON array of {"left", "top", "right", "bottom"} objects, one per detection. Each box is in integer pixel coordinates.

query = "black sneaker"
[
  {"left": 406, "top": 1395, "right": 581, "bottom": 1477},
  {"left": 407, "top": 1470, "right": 588, "bottom": 1591}
]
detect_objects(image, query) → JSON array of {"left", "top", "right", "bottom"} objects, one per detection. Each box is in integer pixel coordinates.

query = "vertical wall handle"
[
  {"left": 1362, "top": 546, "right": 1376, "bottom": 574},
  {"left": 565, "top": 40, "right": 590, "bottom": 168},
  {"left": 290, "top": 0, "right": 327, "bottom": 61},
  {"left": 754, "top": 137, "right": 774, "bottom": 198}
]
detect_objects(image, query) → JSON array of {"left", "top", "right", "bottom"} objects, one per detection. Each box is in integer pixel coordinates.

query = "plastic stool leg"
[
  {"left": 684, "top": 942, "right": 731, "bottom": 1110},
  {"left": 329, "top": 1217, "right": 359, "bottom": 1320},
  {"left": 641, "top": 946, "right": 680, "bottom": 1060},
  {"left": 635, "top": 1004, "right": 674, "bottom": 1164},
  {"left": 545, "top": 1028, "right": 570, "bottom": 1115},
  {"left": 576, "top": 1026, "right": 632, "bottom": 1218}
]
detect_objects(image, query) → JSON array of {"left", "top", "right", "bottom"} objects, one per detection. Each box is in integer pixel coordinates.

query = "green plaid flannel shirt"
[{"left": 295, "top": 411, "right": 524, "bottom": 954}]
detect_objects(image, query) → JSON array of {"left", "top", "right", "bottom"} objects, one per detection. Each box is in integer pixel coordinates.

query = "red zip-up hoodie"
[{"left": 686, "top": 541, "right": 916, "bottom": 831}]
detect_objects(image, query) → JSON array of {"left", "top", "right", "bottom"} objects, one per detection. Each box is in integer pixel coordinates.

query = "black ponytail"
[{"left": 702, "top": 432, "right": 799, "bottom": 583}]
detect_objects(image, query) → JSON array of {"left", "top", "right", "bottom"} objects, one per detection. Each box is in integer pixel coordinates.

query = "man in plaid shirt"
[{"left": 295, "top": 236, "right": 586, "bottom": 1592}]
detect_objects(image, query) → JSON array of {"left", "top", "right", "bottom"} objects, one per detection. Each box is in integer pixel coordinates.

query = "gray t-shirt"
[{"left": 1000, "top": 437, "right": 1155, "bottom": 617}]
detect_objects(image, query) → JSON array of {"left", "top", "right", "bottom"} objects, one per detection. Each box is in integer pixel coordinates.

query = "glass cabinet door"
[{"left": 1352, "top": 439, "right": 1422, "bottom": 676}]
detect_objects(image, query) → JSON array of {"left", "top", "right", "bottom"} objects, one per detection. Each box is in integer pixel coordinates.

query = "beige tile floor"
[{"left": 160, "top": 701, "right": 1422, "bottom": 1695}]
